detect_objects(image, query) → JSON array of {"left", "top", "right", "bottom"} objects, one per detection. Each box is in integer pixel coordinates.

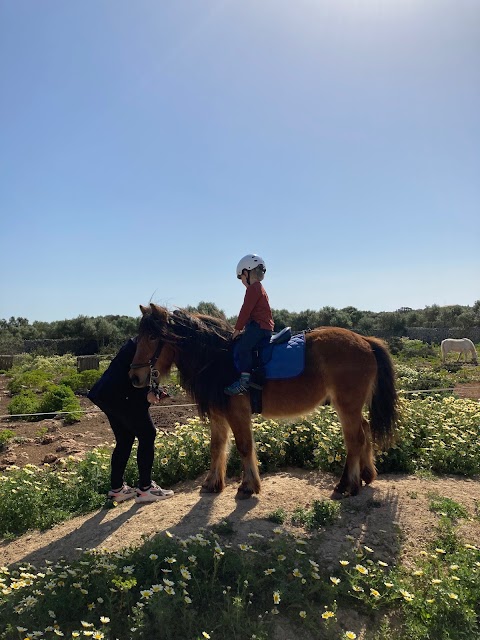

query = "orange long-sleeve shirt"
[{"left": 234, "top": 281, "right": 274, "bottom": 331}]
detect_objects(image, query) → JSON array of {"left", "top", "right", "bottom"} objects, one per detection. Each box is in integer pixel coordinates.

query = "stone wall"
[
  {"left": 374, "top": 327, "right": 480, "bottom": 344},
  {"left": 23, "top": 338, "right": 99, "bottom": 355}
]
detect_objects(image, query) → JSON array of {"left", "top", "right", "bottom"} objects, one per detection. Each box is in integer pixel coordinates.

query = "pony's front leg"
[
  {"left": 201, "top": 412, "right": 230, "bottom": 494},
  {"left": 226, "top": 400, "right": 261, "bottom": 499}
]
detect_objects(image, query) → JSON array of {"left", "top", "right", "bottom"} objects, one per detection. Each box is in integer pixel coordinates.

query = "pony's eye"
[{"left": 148, "top": 334, "right": 158, "bottom": 341}]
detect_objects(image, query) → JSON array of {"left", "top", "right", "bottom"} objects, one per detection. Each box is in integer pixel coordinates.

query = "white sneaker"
[
  {"left": 107, "top": 483, "right": 136, "bottom": 502},
  {"left": 135, "top": 481, "right": 174, "bottom": 503}
]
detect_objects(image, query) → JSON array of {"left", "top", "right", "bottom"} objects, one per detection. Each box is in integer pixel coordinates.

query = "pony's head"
[
  {"left": 128, "top": 304, "right": 176, "bottom": 387},
  {"left": 129, "top": 303, "right": 236, "bottom": 416}
]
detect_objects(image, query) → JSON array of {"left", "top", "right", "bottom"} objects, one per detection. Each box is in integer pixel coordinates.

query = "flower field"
[{"left": 0, "top": 352, "right": 479, "bottom": 639}]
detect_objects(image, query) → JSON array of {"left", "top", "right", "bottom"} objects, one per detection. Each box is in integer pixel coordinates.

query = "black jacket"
[{"left": 87, "top": 339, "right": 149, "bottom": 413}]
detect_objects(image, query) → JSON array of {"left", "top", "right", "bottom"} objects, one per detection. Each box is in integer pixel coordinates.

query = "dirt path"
[{"left": 2, "top": 470, "right": 479, "bottom": 574}]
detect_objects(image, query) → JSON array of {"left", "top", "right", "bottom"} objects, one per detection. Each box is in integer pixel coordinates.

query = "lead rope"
[{"left": 149, "top": 366, "right": 170, "bottom": 400}]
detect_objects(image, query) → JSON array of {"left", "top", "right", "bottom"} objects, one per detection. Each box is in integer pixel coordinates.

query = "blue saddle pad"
[{"left": 234, "top": 332, "right": 306, "bottom": 380}]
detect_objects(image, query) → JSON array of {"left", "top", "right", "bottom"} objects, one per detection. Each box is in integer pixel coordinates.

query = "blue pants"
[{"left": 236, "top": 321, "right": 272, "bottom": 372}]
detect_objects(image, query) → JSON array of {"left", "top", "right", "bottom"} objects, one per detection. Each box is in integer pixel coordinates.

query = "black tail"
[{"left": 366, "top": 338, "right": 398, "bottom": 447}]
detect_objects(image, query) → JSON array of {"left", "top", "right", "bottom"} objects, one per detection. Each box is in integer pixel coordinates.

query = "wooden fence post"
[
  {"left": 0, "top": 355, "right": 14, "bottom": 370},
  {"left": 77, "top": 356, "right": 100, "bottom": 373}
]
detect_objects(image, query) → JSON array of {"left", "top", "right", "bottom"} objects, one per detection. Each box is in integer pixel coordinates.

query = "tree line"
[{"left": 1, "top": 301, "right": 479, "bottom": 354}]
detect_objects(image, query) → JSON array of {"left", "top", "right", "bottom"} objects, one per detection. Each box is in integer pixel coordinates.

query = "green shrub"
[
  {"left": 0, "top": 459, "right": 106, "bottom": 537},
  {"left": 0, "top": 429, "right": 14, "bottom": 449},
  {"left": 59, "top": 369, "right": 102, "bottom": 392},
  {"left": 7, "top": 369, "right": 52, "bottom": 394},
  {"left": 395, "top": 363, "right": 455, "bottom": 392},
  {"left": 37, "top": 384, "right": 82, "bottom": 424},
  {"left": 7, "top": 391, "right": 41, "bottom": 421},
  {"left": 396, "top": 338, "right": 437, "bottom": 360},
  {"left": 11, "top": 353, "right": 77, "bottom": 377},
  {"left": 268, "top": 507, "right": 287, "bottom": 524},
  {"left": 57, "top": 371, "right": 82, "bottom": 391}
]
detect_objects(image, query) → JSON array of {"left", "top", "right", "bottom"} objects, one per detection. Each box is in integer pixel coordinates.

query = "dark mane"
[{"left": 139, "top": 306, "right": 238, "bottom": 416}]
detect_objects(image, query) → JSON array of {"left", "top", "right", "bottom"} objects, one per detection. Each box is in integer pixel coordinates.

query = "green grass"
[
  {"left": 291, "top": 499, "right": 342, "bottom": 529},
  {"left": 268, "top": 508, "right": 288, "bottom": 524},
  {"left": 268, "top": 500, "right": 342, "bottom": 530},
  {"left": 428, "top": 495, "right": 470, "bottom": 521},
  {"left": 0, "top": 509, "right": 478, "bottom": 640},
  {"left": 369, "top": 516, "right": 480, "bottom": 639}
]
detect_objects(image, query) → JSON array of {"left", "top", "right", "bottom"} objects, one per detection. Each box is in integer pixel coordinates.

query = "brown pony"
[{"left": 129, "top": 304, "right": 398, "bottom": 500}]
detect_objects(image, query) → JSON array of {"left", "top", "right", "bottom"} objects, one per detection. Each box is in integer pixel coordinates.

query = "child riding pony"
[{"left": 129, "top": 304, "right": 398, "bottom": 500}]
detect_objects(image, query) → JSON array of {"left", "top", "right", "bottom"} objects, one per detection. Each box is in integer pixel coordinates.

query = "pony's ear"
[
  {"left": 150, "top": 304, "right": 169, "bottom": 321},
  {"left": 139, "top": 304, "right": 148, "bottom": 315}
]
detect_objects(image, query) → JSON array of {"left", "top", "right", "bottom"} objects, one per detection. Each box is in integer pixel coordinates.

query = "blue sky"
[{"left": 1, "top": 0, "right": 479, "bottom": 322}]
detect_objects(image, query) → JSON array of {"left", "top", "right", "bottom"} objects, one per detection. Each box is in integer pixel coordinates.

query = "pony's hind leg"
[
  {"left": 226, "top": 402, "right": 261, "bottom": 499},
  {"left": 333, "top": 407, "right": 371, "bottom": 498},
  {"left": 359, "top": 418, "right": 377, "bottom": 486},
  {"left": 202, "top": 412, "right": 230, "bottom": 494}
]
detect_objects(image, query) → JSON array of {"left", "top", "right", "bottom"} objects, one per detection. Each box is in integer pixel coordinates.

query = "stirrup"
[{"left": 224, "top": 379, "right": 249, "bottom": 396}]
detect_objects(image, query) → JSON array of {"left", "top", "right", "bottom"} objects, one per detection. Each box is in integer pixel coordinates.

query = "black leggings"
[{"left": 103, "top": 406, "right": 156, "bottom": 489}]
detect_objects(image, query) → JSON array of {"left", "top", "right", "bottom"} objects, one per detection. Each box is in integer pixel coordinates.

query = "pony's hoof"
[
  {"left": 236, "top": 487, "right": 254, "bottom": 500},
  {"left": 332, "top": 481, "right": 348, "bottom": 498},
  {"left": 360, "top": 468, "right": 376, "bottom": 485},
  {"left": 200, "top": 484, "right": 223, "bottom": 494}
]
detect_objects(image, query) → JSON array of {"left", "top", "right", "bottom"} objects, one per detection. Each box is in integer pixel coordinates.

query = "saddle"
[{"left": 232, "top": 327, "right": 306, "bottom": 414}]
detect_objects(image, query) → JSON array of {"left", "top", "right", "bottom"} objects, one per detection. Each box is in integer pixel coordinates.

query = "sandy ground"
[{"left": 1, "top": 468, "right": 479, "bottom": 573}]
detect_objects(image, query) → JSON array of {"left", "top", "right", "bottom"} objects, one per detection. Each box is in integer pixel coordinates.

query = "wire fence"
[
  {"left": 0, "top": 403, "right": 198, "bottom": 421},
  {"left": 0, "top": 387, "right": 464, "bottom": 421}
]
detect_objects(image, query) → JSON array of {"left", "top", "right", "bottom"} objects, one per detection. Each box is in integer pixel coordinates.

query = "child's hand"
[{"left": 232, "top": 330, "right": 241, "bottom": 340}]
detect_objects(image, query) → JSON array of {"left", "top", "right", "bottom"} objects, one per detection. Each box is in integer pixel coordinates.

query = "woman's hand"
[
  {"left": 147, "top": 391, "right": 159, "bottom": 404},
  {"left": 147, "top": 389, "right": 170, "bottom": 404}
]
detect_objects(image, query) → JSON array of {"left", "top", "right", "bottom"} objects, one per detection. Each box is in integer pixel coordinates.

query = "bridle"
[{"left": 130, "top": 338, "right": 164, "bottom": 398}]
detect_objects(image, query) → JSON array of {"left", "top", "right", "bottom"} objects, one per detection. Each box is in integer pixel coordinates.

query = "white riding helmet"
[{"left": 236, "top": 254, "right": 266, "bottom": 279}]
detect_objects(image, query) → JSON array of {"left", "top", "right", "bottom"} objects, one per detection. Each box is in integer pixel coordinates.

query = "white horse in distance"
[{"left": 441, "top": 338, "right": 478, "bottom": 364}]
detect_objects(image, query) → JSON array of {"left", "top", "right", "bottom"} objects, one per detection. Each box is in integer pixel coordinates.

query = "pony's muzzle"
[{"left": 129, "top": 371, "right": 148, "bottom": 388}]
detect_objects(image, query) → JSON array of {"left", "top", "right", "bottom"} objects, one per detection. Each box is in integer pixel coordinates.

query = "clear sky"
[{"left": 1, "top": 0, "right": 479, "bottom": 322}]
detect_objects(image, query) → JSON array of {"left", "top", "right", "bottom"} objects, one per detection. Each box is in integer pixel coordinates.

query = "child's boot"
[{"left": 224, "top": 372, "right": 250, "bottom": 396}]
